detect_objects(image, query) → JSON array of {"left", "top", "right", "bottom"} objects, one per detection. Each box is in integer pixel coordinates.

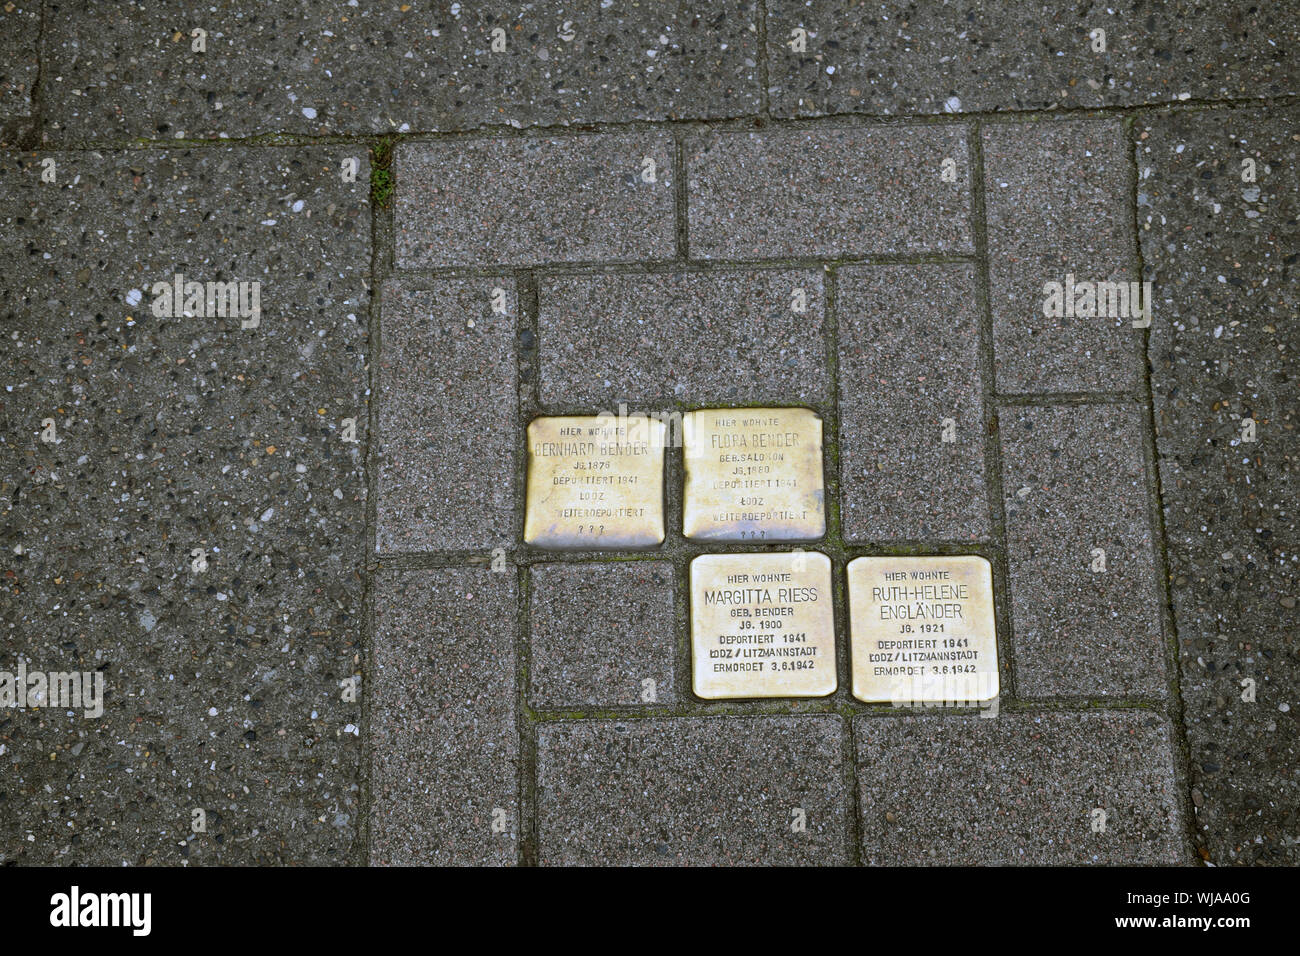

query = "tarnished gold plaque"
[
  {"left": 691, "top": 551, "right": 836, "bottom": 699},
  {"left": 682, "top": 408, "right": 826, "bottom": 541},
  {"left": 524, "top": 415, "right": 666, "bottom": 549},
  {"left": 847, "top": 555, "right": 998, "bottom": 704}
]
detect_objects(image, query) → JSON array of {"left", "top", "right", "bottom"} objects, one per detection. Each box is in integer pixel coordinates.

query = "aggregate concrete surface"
[{"left": 1, "top": 2, "right": 1295, "bottom": 866}]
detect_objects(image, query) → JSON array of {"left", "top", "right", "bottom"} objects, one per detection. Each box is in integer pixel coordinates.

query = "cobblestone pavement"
[{"left": 1, "top": 3, "right": 1295, "bottom": 866}]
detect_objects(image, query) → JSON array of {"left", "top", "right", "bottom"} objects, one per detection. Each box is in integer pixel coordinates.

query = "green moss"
[
  {"left": 370, "top": 137, "right": 395, "bottom": 207},
  {"left": 370, "top": 168, "right": 394, "bottom": 207}
]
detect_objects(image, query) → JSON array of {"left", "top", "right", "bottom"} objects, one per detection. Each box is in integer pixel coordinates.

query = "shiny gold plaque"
[
  {"left": 691, "top": 551, "right": 836, "bottom": 699},
  {"left": 524, "top": 415, "right": 666, "bottom": 549},
  {"left": 847, "top": 555, "right": 998, "bottom": 704},
  {"left": 682, "top": 407, "right": 826, "bottom": 542}
]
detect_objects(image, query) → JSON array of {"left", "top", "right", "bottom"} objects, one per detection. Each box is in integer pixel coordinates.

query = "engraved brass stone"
[
  {"left": 847, "top": 555, "right": 998, "bottom": 704},
  {"left": 682, "top": 407, "right": 825, "bottom": 541},
  {"left": 691, "top": 551, "right": 836, "bottom": 699},
  {"left": 524, "top": 414, "right": 666, "bottom": 549}
]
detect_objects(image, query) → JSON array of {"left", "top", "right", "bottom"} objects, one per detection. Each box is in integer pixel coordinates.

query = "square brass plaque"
[
  {"left": 524, "top": 415, "right": 666, "bottom": 549},
  {"left": 691, "top": 551, "right": 836, "bottom": 699},
  {"left": 682, "top": 407, "right": 825, "bottom": 541},
  {"left": 847, "top": 555, "right": 998, "bottom": 704}
]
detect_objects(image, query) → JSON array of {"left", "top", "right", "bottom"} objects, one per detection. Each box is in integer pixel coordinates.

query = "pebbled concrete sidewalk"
[{"left": 1, "top": 3, "right": 1296, "bottom": 866}]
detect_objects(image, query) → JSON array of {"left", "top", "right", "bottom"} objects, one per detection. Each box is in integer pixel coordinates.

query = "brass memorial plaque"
[
  {"left": 524, "top": 415, "right": 666, "bottom": 549},
  {"left": 691, "top": 551, "right": 836, "bottom": 699},
  {"left": 847, "top": 555, "right": 998, "bottom": 704},
  {"left": 682, "top": 407, "right": 826, "bottom": 541}
]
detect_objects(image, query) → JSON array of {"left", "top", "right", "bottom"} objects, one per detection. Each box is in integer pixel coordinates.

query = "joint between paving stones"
[
  {"left": 1124, "top": 113, "right": 1199, "bottom": 864},
  {"left": 822, "top": 267, "right": 844, "bottom": 546},
  {"left": 671, "top": 551, "right": 692, "bottom": 733},
  {"left": 356, "top": 135, "right": 389, "bottom": 869},
  {"left": 516, "top": 560, "right": 538, "bottom": 866},
  {"left": 994, "top": 390, "right": 1146, "bottom": 405},
  {"left": 515, "top": 269, "right": 542, "bottom": 865},
  {"left": 524, "top": 697, "right": 1169, "bottom": 722},
  {"left": 672, "top": 128, "right": 690, "bottom": 260},
  {"left": 969, "top": 118, "right": 1019, "bottom": 706},
  {"left": 818, "top": 266, "right": 862, "bottom": 860},
  {"left": 15, "top": 0, "right": 48, "bottom": 151},
  {"left": 387, "top": 254, "right": 979, "bottom": 282},
  {"left": 21, "top": 90, "right": 1299, "bottom": 155}
]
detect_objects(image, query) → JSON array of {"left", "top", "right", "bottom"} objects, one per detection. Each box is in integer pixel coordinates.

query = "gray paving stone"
[
  {"left": 538, "top": 269, "right": 828, "bottom": 408},
  {"left": 370, "top": 568, "right": 518, "bottom": 867},
  {"left": 855, "top": 712, "right": 1186, "bottom": 865},
  {"left": 537, "top": 716, "right": 846, "bottom": 865},
  {"left": 767, "top": 1, "right": 1298, "bottom": 118},
  {"left": 396, "top": 133, "right": 676, "bottom": 268},
  {"left": 0, "top": 0, "right": 39, "bottom": 132},
  {"left": 685, "top": 126, "right": 973, "bottom": 259},
  {"left": 1139, "top": 107, "right": 1300, "bottom": 865},
  {"left": 0, "top": 147, "right": 370, "bottom": 864},
  {"left": 42, "top": 2, "right": 761, "bottom": 143},
  {"left": 529, "top": 561, "right": 676, "bottom": 709},
  {"left": 837, "top": 263, "right": 989, "bottom": 541},
  {"left": 375, "top": 279, "right": 516, "bottom": 553},
  {"left": 1000, "top": 404, "right": 1165, "bottom": 698},
  {"left": 984, "top": 120, "right": 1145, "bottom": 394}
]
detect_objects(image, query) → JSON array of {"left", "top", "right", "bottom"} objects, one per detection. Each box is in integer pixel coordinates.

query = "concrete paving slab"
[
  {"left": 396, "top": 133, "right": 676, "bottom": 268},
  {"left": 837, "top": 263, "right": 989, "bottom": 541},
  {"left": 0, "top": 146, "right": 370, "bottom": 864},
  {"left": 529, "top": 561, "right": 676, "bottom": 709},
  {"left": 538, "top": 269, "right": 828, "bottom": 408},
  {"left": 855, "top": 712, "right": 1186, "bottom": 864},
  {"left": 42, "top": 1, "right": 762, "bottom": 143},
  {"left": 1000, "top": 404, "right": 1166, "bottom": 698},
  {"left": 0, "top": 0, "right": 39, "bottom": 141},
  {"left": 374, "top": 278, "right": 516, "bottom": 554},
  {"left": 370, "top": 568, "right": 518, "bottom": 866},
  {"left": 767, "top": 1, "right": 1298, "bottom": 118},
  {"left": 685, "top": 126, "right": 973, "bottom": 259},
  {"left": 984, "top": 120, "right": 1145, "bottom": 394},
  {"left": 537, "top": 716, "right": 847, "bottom": 865},
  {"left": 1139, "top": 106, "right": 1300, "bottom": 865}
]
